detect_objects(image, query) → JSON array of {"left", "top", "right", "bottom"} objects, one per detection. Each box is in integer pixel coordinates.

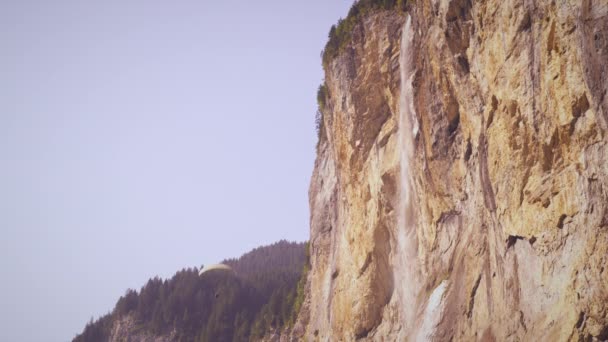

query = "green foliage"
[
  {"left": 73, "top": 241, "right": 308, "bottom": 342},
  {"left": 315, "top": 83, "right": 328, "bottom": 144},
  {"left": 288, "top": 242, "right": 310, "bottom": 327},
  {"left": 322, "top": 0, "right": 407, "bottom": 66},
  {"left": 317, "top": 83, "right": 327, "bottom": 110},
  {"left": 315, "top": 0, "right": 407, "bottom": 148},
  {"left": 75, "top": 314, "right": 113, "bottom": 342},
  {"left": 250, "top": 242, "right": 311, "bottom": 338}
]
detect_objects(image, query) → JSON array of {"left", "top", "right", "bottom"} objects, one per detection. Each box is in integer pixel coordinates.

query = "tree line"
[{"left": 74, "top": 240, "right": 309, "bottom": 342}]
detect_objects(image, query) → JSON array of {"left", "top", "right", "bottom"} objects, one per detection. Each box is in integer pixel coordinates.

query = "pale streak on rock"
[{"left": 299, "top": 1, "right": 608, "bottom": 341}]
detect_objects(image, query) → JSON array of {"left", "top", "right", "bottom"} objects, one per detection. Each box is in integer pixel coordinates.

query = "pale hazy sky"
[{"left": 0, "top": 1, "right": 353, "bottom": 341}]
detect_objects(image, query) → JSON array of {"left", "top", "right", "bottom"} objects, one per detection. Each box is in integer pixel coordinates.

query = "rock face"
[
  {"left": 301, "top": 1, "right": 608, "bottom": 341},
  {"left": 109, "top": 315, "right": 178, "bottom": 342}
]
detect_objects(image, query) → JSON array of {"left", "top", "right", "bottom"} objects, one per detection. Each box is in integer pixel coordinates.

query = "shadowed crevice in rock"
[
  {"left": 557, "top": 214, "right": 568, "bottom": 229},
  {"left": 506, "top": 235, "right": 524, "bottom": 249},
  {"left": 467, "top": 273, "right": 482, "bottom": 319},
  {"left": 479, "top": 133, "right": 497, "bottom": 212}
]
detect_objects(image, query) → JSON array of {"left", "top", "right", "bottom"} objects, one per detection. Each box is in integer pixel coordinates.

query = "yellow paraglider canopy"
[{"left": 198, "top": 264, "right": 233, "bottom": 276}]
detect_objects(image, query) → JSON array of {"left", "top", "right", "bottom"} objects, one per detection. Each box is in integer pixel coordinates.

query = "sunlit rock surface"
[{"left": 297, "top": 1, "right": 608, "bottom": 341}]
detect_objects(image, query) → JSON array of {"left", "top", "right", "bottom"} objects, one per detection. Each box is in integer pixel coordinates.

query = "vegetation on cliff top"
[
  {"left": 322, "top": 0, "right": 407, "bottom": 66},
  {"left": 74, "top": 240, "right": 310, "bottom": 342},
  {"left": 315, "top": 0, "right": 407, "bottom": 148},
  {"left": 315, "top": 83, "right": 328, "bottom": 146}
]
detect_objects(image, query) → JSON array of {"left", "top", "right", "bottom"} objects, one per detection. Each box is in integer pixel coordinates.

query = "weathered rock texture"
[
  {"left": 109, "top": 315, "right": 178, "bottom": 342},
  {"left": 301, "top": 0, "right": 608, "bottom": 341}
]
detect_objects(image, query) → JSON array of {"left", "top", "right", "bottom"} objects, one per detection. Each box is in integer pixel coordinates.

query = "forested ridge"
[{"left": 74, "top": 240, "right": 309, "bottom": 342}]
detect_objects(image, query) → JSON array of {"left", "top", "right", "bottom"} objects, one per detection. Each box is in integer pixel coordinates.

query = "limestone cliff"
[{"left": 301, "top": 0, "right": 608, "bottom": 341}]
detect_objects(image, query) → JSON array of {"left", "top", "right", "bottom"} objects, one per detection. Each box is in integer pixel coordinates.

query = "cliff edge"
[{"left": 301, "top": 0, "right": 608, "bottom": 340}]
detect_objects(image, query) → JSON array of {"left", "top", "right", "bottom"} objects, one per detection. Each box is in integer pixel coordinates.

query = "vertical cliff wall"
[{"left": 301, "top": 0, "right": 608, "bottom": 340}]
